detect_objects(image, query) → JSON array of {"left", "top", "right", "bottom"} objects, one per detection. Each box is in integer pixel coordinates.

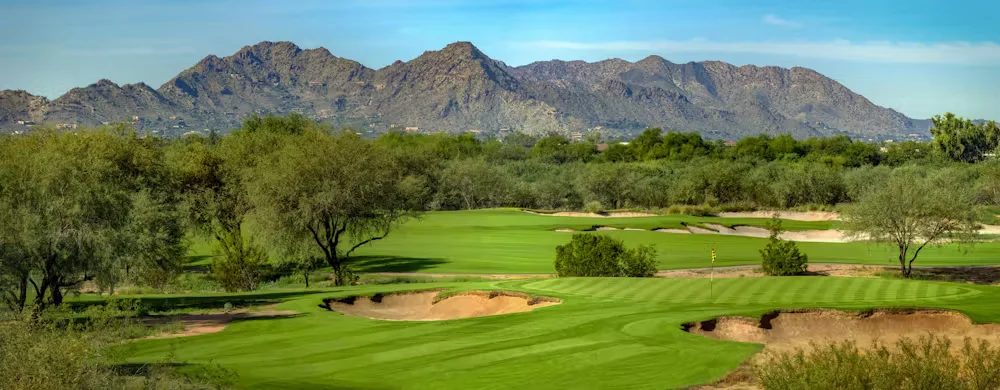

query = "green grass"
[
  {"left": 340, "top": 209, "right": 1000, "bottom": 274},
  {"left": 117, "top": 209, "right": 1000, "bottom": 388},
  {"left": 121, "top": 276, "right": 1000, "bottom": 389}
]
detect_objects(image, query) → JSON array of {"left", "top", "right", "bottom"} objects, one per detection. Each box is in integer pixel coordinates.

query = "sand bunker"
[
  {"left": 528, "top": 211, "right": 657, "bottom": 218},
  {"left": 684, "top": 309, "right": 1000, "bottom": 353},
  {"left": 658, "top": 224, "right": 851, "bottom": 243},
  {"left": 144, "top": 310, "right": 298, "bottom": 339},
  {"left": 326, "top": 290, "right": 560, "bottom": 321},
  {"left": 555, "top": 223, "right": 853, "bottom": 242},
  {"left": 655, "top": 228, "right": 690, "bottom": 234},
  {"left": 716, "top": 211, "right": 841, "bottom": 221}
]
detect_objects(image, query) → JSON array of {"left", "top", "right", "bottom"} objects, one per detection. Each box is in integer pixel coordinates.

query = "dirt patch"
[
  {"left": 554, "top": 228, "right": 577, "bottom": 232},
  {"left": 979, "top": 224, "right": 1000, "bottom": 234},
  {"left": 143, "top": 310, "right": 299, "bottom": 339},
  {"left": 716, "top": 211, "right": 840, "bottom": 221},
  {"left": 780, "top": 229, "right": 852, "bottom": 242},
  {"left": 684, "top": 309, "right": 1000, "bottom": 353},
  {"left": 325, "top": 290, "right": 560, "bottom": 321},
  {"left": 907, "top": 266, "right": 1000, "bottom": 285},
  {"left": 658, "top": 264, "right": 886, "bottom": 279},
  {"left": 653, "top": 224, "right": 853, "bottom": 243}
]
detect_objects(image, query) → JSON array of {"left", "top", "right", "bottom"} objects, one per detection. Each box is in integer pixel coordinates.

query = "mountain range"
[{"left": 0, "top": 41, "right": 933, "bottom": 139}]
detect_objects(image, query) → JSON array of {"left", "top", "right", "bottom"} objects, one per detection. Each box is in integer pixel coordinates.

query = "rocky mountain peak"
[{"left": 1, "top": 41, "right": 935, "bottom": 138}]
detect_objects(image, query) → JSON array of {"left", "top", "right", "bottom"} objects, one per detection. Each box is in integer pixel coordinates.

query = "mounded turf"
[
  {"left": 336, "top": 209, "right": 1000, "bottom": 273},
  {"left": 123, "top": 276, "right": 1000, "bottom": 389}
]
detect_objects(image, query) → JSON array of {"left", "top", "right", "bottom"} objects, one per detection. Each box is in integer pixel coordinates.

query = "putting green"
[
  {"left": 337, "top": 209, "right": 1000, "bottom": 273},
  {"left": 123, "top": 276, "right": 1000, "bottom": 389}
]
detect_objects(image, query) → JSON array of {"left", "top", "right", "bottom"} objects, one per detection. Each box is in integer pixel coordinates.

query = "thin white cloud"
[
  {"left": 60, "top": 46, "right": 197, "bottom": 57},
  {"left": 518, "top": 39, "right": 1000, "bottom": 65},
  {"left": 763, "top": 14, "right": 801, "bottom": 28}
]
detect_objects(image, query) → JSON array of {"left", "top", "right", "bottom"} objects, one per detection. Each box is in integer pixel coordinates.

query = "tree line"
[{"left": 1, "top": 112, "right": 996, "bottom": 309}]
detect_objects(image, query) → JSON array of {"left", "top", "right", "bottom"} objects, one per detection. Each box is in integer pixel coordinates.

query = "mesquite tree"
[
  {"left": 0, "top": 129, "right": 185, "bottom": 312},
  {"left": 250, "top": 130, "right": 415, "bottom": 286},
  {"left": 843, "top": 171, "right": 978, "bottom": 277}
]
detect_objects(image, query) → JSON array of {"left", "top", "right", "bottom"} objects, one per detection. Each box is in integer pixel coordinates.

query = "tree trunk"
[
  {"left": 898, "top": 245, "right": 909, "bottom": 278},
  {"left": 2, "top": 275, "right": 28, "bottom": 312},
  {"left": 303, "top": 269, "right": 310, "bottom": 288},
  {"left": 49, "top": 283, "right": 64, "bottom": 306}
]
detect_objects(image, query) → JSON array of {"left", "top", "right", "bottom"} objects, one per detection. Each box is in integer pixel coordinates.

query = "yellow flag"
[{"left": 711, "top": 248, "right": 716, "bottom": 264}]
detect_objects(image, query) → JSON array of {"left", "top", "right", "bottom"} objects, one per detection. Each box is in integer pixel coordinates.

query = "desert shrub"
[
  {"left": 554, "top": 234, "right": 657, "bottom": 277},
  {"left": 210, "top": 242, "right": 267, "bottom": 292},
  {"left": 0, "top": 300, "right": 231, "bottom": 390},
  {"left": 664, "top": 204, "right": 716, "bottom": 216},
  {"left": 755, "top": 336, "right": 1000, "bottom": 390},
  {"left": 759, "top": 217, "right": 808, "bottom": 276},
  {"left": 583, "top": 201, "right": 604, "bottom": 214}
]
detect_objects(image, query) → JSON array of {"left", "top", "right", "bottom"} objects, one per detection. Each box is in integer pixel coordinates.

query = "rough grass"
[
  {"left": 754, "top": 336, "right": 1000, "bottom": 389},
  {"left": 120, "top": 276, "right": 1000, "bottom": 389}
]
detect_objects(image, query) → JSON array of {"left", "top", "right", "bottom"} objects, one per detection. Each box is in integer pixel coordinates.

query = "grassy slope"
[
  {"left": 341, "top": 209, "right": 1000, "bottom": 274},
  {"left": 123, "top": 276, "right": 1000, "bottom": 389}
]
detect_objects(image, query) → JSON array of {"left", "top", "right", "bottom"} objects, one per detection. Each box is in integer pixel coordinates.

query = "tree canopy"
[
  {"left": 249, "top": 129, "right": 415, "bottom": 285},
  {"left": 842, "top": 170, "right": 979, "bottom": 277}
]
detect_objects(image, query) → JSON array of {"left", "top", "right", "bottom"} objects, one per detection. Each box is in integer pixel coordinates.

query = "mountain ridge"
[{"left": 0, "top": 40, "right": 934, "bottom": 138}]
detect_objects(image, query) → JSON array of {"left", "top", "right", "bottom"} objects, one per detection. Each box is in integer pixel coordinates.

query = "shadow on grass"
[
  {"left": 182, "top": 255, "right": 214, "bottom": 272},
  {"left": 70, "top": 291, "right": 323, "bottom": 313},
  {"left": 879, "top": 266, "right": 1000, "bottom": 285},
  {"left": 111, "top": 362, "right": 191, "bottom": 376},
  {"left": 347, "top": 256, "right": 448, "bottom": 273}
]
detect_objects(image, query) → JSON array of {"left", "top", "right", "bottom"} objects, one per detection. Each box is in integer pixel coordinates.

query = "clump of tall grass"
[
  {"left": 0, "top": 299, "right": 234, "bottom": 389},
  {"left": 754, "top": 335, "right": 1000, "bottom": 390}
]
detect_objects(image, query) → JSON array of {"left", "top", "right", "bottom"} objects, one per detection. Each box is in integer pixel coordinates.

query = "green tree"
[
  {"left": 436, "top": 158, "right": 514, "bottom": 209},
  {"left": 249, "top": 130, "right": 415, "bottom": 286},
  {"left": 0, "top": 129, "right": 185, "bottom": 311},
  {"left": 842, "top": 171, "right": 978, "bottom": 277},
  {"left": 930, "top": 113, "right": 997, "bottom": 162},
  {"left": 759, "top": 216, "right": 808, "bottom": 275},
  {"left": 168, "top": 115, "right": 309, "bottom": 291},
  {"left": 628, "top": 128, "right": 665, "bottom": 160},
  {"left": 555, "top": 234, "right": 656, "bottom": 277}
]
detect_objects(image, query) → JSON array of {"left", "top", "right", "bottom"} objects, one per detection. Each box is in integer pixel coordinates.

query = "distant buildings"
[
  {"left": 405, "top": 126, "right": 419, "bottom": 132},
  {"left": 56, "top": 123, "right": 78, "bottom": 130},
  {"left": 15, "top": 120, "right": 34, "bottom": 125},
  {"left": 570, "top": 132, "right": 583, "bottom": 142}
]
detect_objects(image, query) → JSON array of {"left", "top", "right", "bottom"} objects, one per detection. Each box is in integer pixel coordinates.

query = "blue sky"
[{"left": 1, "top": 0, "right": 998, "bottom": 119}]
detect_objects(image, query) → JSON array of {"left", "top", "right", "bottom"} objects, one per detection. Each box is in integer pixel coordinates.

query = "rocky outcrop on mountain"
[
  {"left": 44, "top": 79, "right": 179, "bottom": 125},
  {"left": 511, "top": 55, "right": 928, "bottom": 137},
  {"left": 0, "top": 41, "right": 934, "bottom": 138},
  {"left": 0, "top": 90, "right": 48, "bottom": 124}
]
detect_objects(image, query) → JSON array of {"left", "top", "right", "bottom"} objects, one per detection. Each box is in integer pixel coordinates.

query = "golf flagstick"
[{"left": 710, "top": 247, "right": 716, "bottom": 301}]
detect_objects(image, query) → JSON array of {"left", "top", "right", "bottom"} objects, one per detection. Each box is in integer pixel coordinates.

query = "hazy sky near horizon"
[{"left": 1, "top": 0, "right": 998, "bottom": 119}]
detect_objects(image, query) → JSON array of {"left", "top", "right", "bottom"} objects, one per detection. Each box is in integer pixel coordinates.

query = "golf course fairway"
[
  {"left": 341, "top": 209, "right": 1000, "bottom": 273},
  {"left": 123, "top": 276, "right": 1000, "bottom": 389}
]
